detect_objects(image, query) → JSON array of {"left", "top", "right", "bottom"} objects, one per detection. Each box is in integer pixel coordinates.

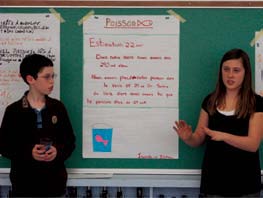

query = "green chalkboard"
[{"left": 0, "top": 7, "right": 262, "bottom": 172}]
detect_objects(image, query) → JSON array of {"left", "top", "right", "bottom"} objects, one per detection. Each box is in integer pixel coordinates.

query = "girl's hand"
[
  {"left": 203, "top": 126, "right": 226, "bottom": 141},
  {"left": 173, "top": 120, "right": 193, "bottom": 141}
]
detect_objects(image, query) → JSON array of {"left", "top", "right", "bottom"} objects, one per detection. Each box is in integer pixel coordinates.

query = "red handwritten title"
[{"left": 104, "top": 18, "right": 153, "bottom": 29}]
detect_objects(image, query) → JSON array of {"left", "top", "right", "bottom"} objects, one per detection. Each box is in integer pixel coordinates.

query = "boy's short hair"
[{"left": 20, "top": 54, "right": 53, "bottom": 84}]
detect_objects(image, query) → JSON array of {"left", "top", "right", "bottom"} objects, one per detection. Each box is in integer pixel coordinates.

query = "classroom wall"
[{"left": 0, "top": 6, "right": 263, "bottom": 173}]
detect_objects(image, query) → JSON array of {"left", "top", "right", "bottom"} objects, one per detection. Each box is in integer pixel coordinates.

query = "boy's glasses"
[{"left": 38, "top": 73, "right": 57, "bottom": 81}]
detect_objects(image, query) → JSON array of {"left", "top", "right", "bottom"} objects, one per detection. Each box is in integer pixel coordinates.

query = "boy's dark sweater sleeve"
[
  {"left": 54, "top": 103, "right": 76, "bottom": 163},
  {"left": 0, "top": 107, "right": 14, "bottom": 159},
  {"left": 0, "top": 106, "right": 34, "bottom": 162}
]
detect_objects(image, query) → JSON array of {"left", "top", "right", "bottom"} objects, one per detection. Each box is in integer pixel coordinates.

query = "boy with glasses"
[{"left": 0, "top": 54, "right": 76, "bottom": 197}]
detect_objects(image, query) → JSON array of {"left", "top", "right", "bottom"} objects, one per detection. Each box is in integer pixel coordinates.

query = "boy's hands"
[{"left": 32, "top": 144, "right": 57, "bottom": 162}]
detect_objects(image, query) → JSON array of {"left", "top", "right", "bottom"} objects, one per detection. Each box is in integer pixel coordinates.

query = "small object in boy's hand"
[
  {"left": 39, "top": 137, "right": 53, "bottom": 152},
  {"left": 44, "top": 143, "right": 51, "bottom": 151}
]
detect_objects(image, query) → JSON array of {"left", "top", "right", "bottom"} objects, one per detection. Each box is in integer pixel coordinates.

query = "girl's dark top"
[
  {"left": 0, "top": 92, "right": 76, "bottom": 197},
  {"left": 200, "top": 93, "right": 263, "bottom": 196}
]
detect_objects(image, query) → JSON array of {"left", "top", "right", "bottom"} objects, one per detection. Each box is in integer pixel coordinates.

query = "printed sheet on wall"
[
  {"left": 0, "top": 13, "right": 60, "bottom": 122},
  {"left": 82, "top": 15, "right": 180, "bottom": 159},
  {"left": 255, "top": 31, "right": 263, "bottom": 96}
]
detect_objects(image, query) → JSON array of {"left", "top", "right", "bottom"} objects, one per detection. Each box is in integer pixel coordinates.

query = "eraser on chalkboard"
[
  {"left": 68, "top": 173, "right": 113, "bottom": 179},
  {"left": 49, "top": 8, "right": 65, "bottom": 23}
]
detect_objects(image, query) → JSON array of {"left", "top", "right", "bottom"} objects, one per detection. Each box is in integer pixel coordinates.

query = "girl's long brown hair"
[{"left": 207, "top": 48, "right": 255, "bottom": 118}]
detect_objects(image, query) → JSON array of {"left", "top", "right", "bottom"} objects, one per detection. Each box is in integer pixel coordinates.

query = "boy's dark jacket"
[{"left": 0, "top": 92, "right": 76, "bottom": 197}]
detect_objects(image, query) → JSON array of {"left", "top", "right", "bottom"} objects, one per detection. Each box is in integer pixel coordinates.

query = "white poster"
[
  {"left": 0, "top": 13, "right": 60, "bottom": 122},
  {"left": 83, "top": 15, "right": 179, "bottom": 159},
  {"left": 255, "top": 31, "right": 263, "bottom": 96}
]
